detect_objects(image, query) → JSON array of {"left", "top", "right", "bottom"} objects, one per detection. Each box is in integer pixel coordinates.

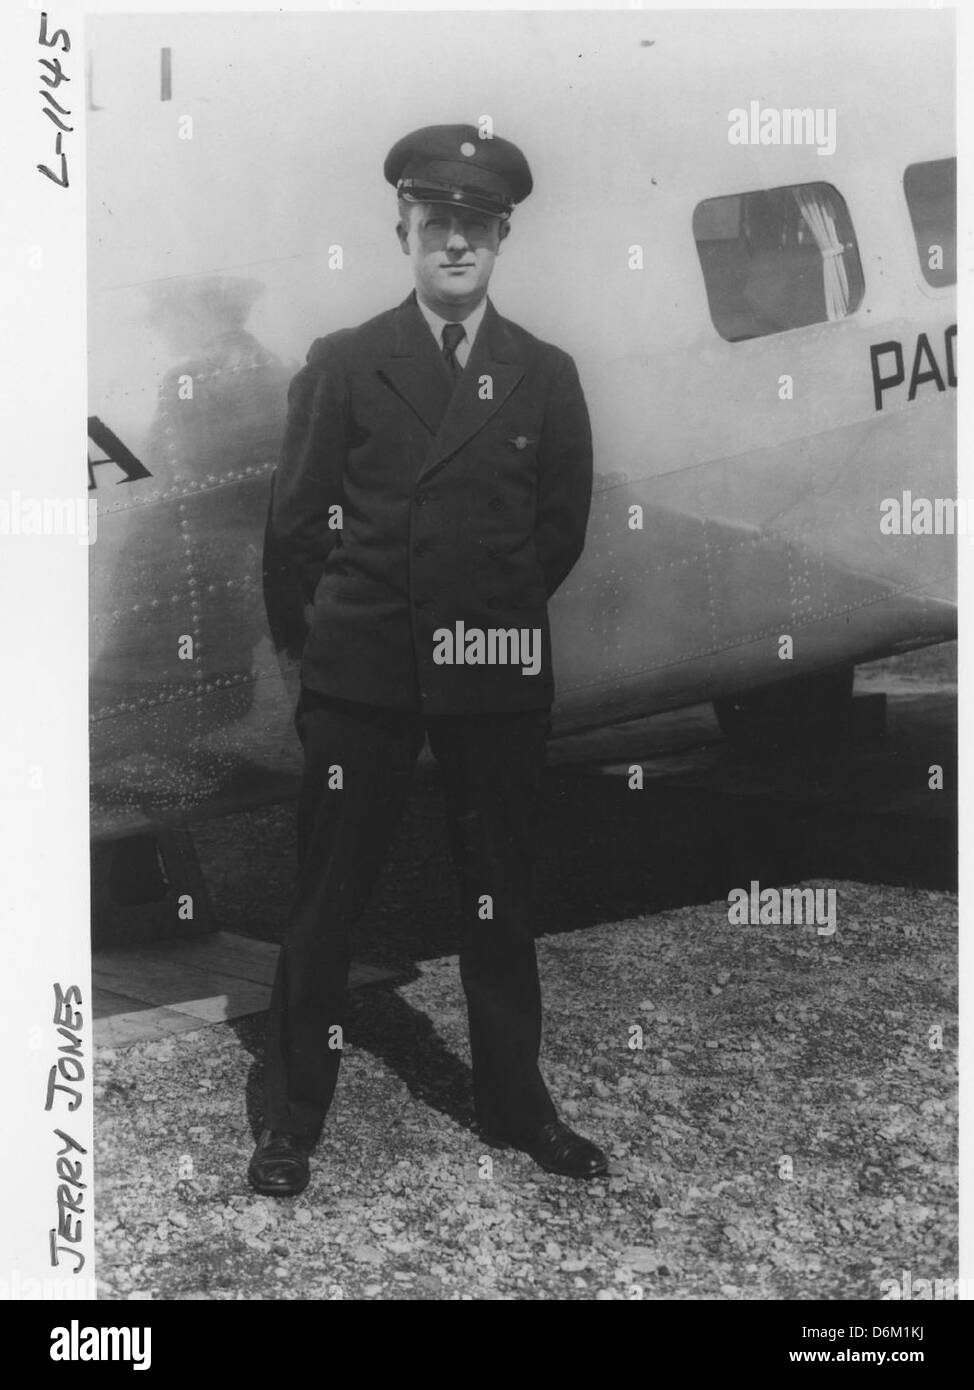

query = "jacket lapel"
[
  {"left": 377, "top": 293, "right": 455, "bottom": 435},
  {"left": 419, "top": 299, "right": 526, "bottom": 481}
]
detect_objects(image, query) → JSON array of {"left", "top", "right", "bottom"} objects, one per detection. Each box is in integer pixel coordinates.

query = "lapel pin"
[{"left": 509, "top": 436, "right": 534, "bottom": 450}]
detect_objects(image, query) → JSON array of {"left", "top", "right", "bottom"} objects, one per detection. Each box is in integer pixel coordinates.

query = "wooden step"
[{"left": 92, "top": 931, "right": 395, "bottom": 1047}]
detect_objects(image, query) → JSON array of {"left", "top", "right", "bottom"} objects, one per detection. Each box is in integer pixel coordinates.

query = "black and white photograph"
[{"left": 0, "top": 0, "right": 968, "bottom": 1331}]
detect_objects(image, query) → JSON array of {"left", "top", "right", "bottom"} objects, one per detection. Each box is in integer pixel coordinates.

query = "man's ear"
[
  {"left": 496, "top": 219, "right": 511, "bottom": 254},
  {"left": 396, "top": 220, "right": 410, "bottom": 255}
]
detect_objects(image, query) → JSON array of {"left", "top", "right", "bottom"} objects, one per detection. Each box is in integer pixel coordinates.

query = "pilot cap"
[{"left": 384, "top": 124, "right": 533, "bottom": 218}]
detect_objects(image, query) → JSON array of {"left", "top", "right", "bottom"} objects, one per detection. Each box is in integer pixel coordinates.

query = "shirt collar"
[{"left": 415, "top": 294, "right": 488, "bottom": 351}]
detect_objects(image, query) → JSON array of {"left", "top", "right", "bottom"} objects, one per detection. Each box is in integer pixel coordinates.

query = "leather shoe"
[
  {"left": 485, "top": 1119, "right": 609, "bottom": 1179},
  {"left": 247, "top": 1128, "right": 313, "bottom": 1196}
]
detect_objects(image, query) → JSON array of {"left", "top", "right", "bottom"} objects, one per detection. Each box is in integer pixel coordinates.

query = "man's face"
[{"left": 397, "top": 202, "right": 509, "bottom": 316}]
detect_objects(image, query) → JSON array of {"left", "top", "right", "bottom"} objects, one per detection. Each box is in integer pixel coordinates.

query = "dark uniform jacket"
[{"left": 268, "top": 291, "right": 593, "bottom": 714}]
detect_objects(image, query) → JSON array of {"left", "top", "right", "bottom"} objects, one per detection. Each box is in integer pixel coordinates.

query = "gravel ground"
[{"left": 93, "top": 879, "right": 956, "bottom": 1301}]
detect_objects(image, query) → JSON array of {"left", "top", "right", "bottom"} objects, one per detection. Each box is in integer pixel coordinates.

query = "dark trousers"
[{"left": 262, "top": 688, "right": 558, "bottom": 1142}]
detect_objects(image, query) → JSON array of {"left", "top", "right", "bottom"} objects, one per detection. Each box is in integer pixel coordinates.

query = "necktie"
[{"left": 441, "top": 322, "right": 466, "bottom": 381}]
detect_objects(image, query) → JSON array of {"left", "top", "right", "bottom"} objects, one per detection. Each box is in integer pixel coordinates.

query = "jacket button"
[
  {"left": 413, "top": 541, "right": 429, "bottom": 557},
  {"left": 488, "top": 496, "right": 503, "bottom": 511}
]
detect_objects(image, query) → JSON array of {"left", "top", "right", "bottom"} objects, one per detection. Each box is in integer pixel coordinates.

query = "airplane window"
[
  {"left": 693, "top": 183, "right": 865, "bottom": 342},
  {"left": 904, "top": 158, "right": 956, "bottom": 288}
]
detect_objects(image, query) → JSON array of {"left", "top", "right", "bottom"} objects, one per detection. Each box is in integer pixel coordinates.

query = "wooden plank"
[
  {"left": 115, "top": 931, "right": 279, "bottom": 985},
  {"left": 163, "top": 985, "right": 270, "bottom": 1023},
  {"left": 92, "top": 932, "right": 397, "bottom": 1047},
  {"left": 349, "top": 962, "right": 397, "bottom": 987},
  {"left": 92, "top": 954, "right": 252, "bottom": 1006},
  {"left": 92, "top": 984, "right": 152, "bottom": 1018},
  {"left": 94, "top": 934, "right": 394, "bottom": 995},
  {"left": 95, "top": 1006, "right": 211, "bottom": 1048}
]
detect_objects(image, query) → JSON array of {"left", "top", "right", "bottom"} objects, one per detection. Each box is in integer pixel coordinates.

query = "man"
[{"left": 251, "top": 124, "right": 603, "bottom": 1196}]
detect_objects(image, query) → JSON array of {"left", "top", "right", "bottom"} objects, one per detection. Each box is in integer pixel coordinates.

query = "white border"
[{"left": 0, "top": 0, "right": 966, "bottom": 1302}]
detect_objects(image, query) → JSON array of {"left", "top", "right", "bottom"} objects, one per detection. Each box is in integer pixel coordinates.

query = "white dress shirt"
[{"left": 415, "top": 294, "right": 488, "bottom": 370}]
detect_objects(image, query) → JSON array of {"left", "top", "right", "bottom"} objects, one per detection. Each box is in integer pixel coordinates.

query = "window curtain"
[{"left": 792, "top": 185, "right": 851, "bottom": 321}]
